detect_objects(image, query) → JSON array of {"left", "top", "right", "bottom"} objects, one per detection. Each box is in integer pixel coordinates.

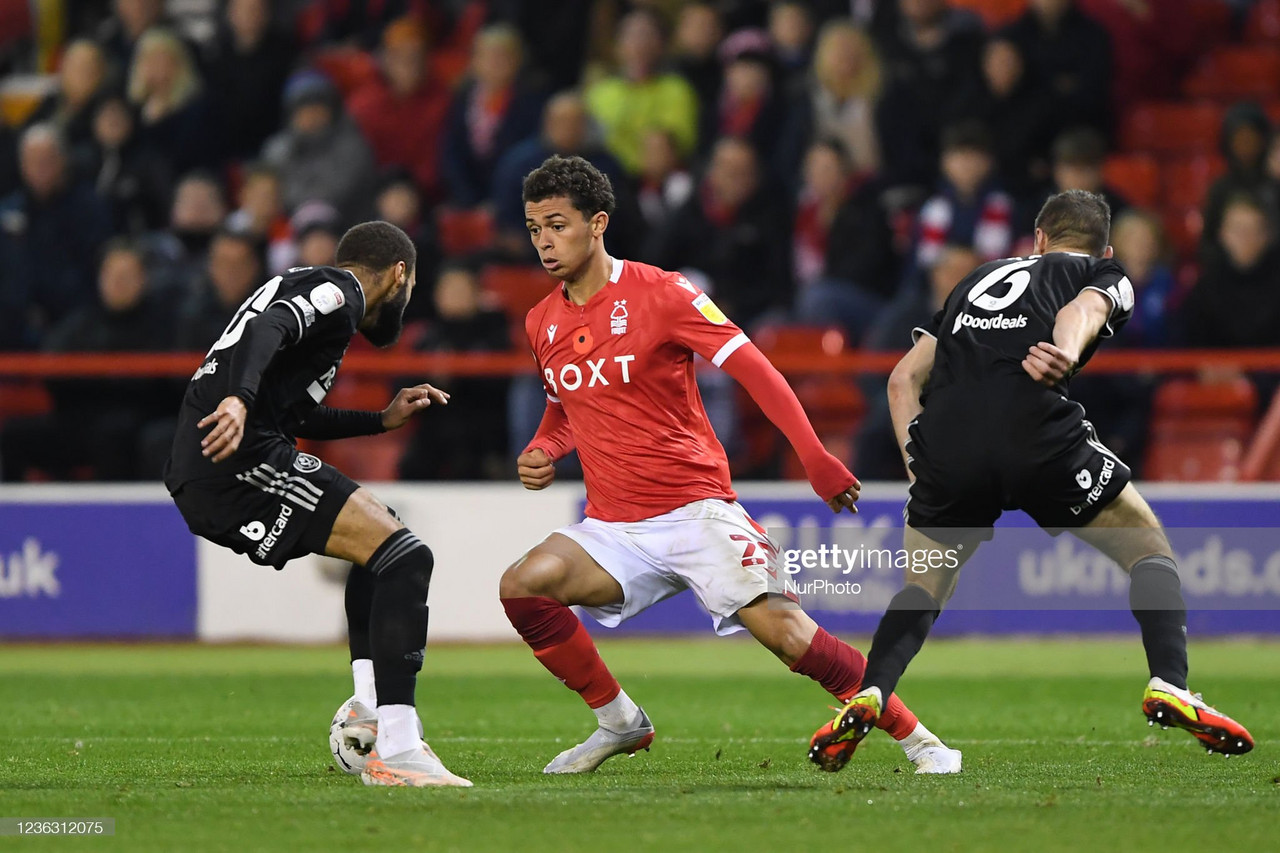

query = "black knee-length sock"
[
  {"left": 365, "top": 530, "right": 434, "bottom": 707},
  {"left": 862, "top": 584, "right": 943, "bottom": 700},
  {"left": 1129, "top": 555, "right": 1188, "bottom": 689}
]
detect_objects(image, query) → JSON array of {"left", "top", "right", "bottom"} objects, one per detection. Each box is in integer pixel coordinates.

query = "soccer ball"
[{"left": 329, "top": 697, "right": 369, "bottom": 775}]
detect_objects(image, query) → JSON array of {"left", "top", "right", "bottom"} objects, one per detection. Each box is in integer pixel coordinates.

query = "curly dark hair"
[
  {"left": 1035, "top": 189, "right": 1111, "bottom": 257},
  {"left": 336, "top": 220, "right": 417, "bottom": 274},
  {"left": 522, "top": 154, "right": 616, "bottom": 219}
]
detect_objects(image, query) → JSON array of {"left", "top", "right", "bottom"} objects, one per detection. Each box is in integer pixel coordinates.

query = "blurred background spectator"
[{"left": 0, "top": 0, "right": 1277, "bottom": 484}]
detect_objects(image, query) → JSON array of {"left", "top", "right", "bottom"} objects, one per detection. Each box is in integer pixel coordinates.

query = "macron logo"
[{"left": 547, "top": 324, "right": 558, "bottom": 344}]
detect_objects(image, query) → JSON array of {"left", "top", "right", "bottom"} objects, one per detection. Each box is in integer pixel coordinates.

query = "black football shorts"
[
  {"left": 904, "top": 389, "right": 1131, "bottom": 540},
  {"left": 169, "top": 441, "right": 360, "bottom": 569}
]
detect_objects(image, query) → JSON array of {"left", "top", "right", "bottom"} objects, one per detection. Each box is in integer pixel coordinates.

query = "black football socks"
[
  {"left": 365, "top": 529, "right": 434, "bottom": 707},
  {"left": 1129, "top": 555, "right": 1189, "bottom": 689},
  {"left": 861, "top": 584, "right": 943, "bottom": 701},
  {"left": 344, "top": 562, "right": 375, "bottom": 662}
]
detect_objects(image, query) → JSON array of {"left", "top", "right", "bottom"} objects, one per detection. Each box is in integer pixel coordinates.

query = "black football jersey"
[
  {"left": 165, "top": 266, "right": 366, "bottom": 485},
  {"left": 913, "top": 253, "right": 1133, "bottom": 401}
]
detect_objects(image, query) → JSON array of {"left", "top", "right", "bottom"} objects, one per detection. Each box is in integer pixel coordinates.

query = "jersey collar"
[
  {"left": 558, "top": 255, "right": 624, "bottom": 308},
  {"left": 340, "top": 267, "right": 368, "bottom": 316}
]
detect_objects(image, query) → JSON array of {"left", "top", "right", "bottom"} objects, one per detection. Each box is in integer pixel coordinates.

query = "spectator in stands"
[
  {"left": 645, "top": 136, "right": 791, "bottom": 330},
  {"left": 96, "top": 0, "right": 166, "bottom": 73},
  {"left": 490, "top": 0, "right": 593, "bottom": 91},
  {"left": 89, "top": 92, "right": 173, "bottom": 235},
  {"left": 1182, "top": 193, "right": 1280, "bottom": 348},
  {"left": 792, "top": 137, "right": 898, "bottom": 343},
  {"left": 0, "top": 124, "right": 16, "bottom": 200},
  {"left": 372, "top": 169, "right": 441, "bottom": 321},
  {"left": 635, "top": 128, "right": 694, "bottom": 232},
  {"left": 768, "top": 1, "right": 815, "bottom": 89},
  {"left": 1109, "top": 209, "right": 1179, "bottom": 348},
  {"left": 855, "top": 243, "right": 979, "bottom": 480},
  {"left": 0, "top": 124, "right": 112, "bottom": 349},
  {"left": 780, "top": 20, "right": 884, "bottom": 188},
  {"left": 672, "top": 2, "right": 725, "bottom": 151},
  {"left": 440, "top": 24, "right": 545, "bottom": 208},
  {"left": 296, "top": 0, "right": 434, "bottom": 51},
  {"left": 1077, "top": 0, "right": 1197, "bottom": 114},
  {"left": 347, "top": 16, "right": 450, "bottom": 202},
  {"left": 960, "top": 37, "right": 1058, "bottom": 199},
  {"left": 24, "top": 39, "right": 109, "bottom": 171},
  {"left": 225, "top": 162, "right": 292, "bottom": 274},
  {"left": 398, "top": 263, "right": 511, "bottom": 481},
  {"left": 1201, "top": 102, "right": 1276, "bottom": 261},
  {"left": 0, "top": 239, "right": 177, "bottom": 481},
  {"left": 173, "top": 227, "right": 263, "bottom": 350},
  {"left": 586, "top": 9, "right": 699, "bottom": 176},
  {"left": 490, "top": 91, "right": 633, "bottom": 259},
  {"left": 715, "top": 40, "right": 788, "bottom": 168},
  {"left": 174, "top": 225, "right": 263, "bottom": 348},
  {"left": 146, "top": 169, "right": 227, "bottom": 291},
  {"left": 1000, "top": 0, "right": 1112, "bottom": 138},
  {"left": 873, "top": 0, "right": 985, "bottom": 191},
  {"left": 206, "top": 0, "right": 295, "bottom": 163},
  {"left": 290, "top": 200, "right": 343, "bottom": 268},
  {"left": 911, "top": 121, "right": 1014, "bottom": 274},
  {"left": 127, "top": 27, "right": 211, "bottom": 174},
  {"left": 261, "top": 70, "right": 376, "bottom": 221},
  {"left": 1021, "top": 127, "right": 1130, "bottom": 235}
]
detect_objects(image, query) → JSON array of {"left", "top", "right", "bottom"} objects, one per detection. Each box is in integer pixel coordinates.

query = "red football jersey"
[{"left": 525, "top": 257, "right": 749, "bottom": 522}]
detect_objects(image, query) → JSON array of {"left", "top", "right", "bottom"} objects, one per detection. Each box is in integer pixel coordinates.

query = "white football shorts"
[{"left": 555, "top": 498, "right": 791, "bottom": 636}]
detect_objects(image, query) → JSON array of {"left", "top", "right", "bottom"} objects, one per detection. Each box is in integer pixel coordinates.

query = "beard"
[{"left": 361, "top": 280, "right": 410, "bottom": 347}]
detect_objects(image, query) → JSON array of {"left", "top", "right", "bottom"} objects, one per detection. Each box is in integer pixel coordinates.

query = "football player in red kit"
[{"left": 499, "top": 155, "right": 960, "bottom": 775}]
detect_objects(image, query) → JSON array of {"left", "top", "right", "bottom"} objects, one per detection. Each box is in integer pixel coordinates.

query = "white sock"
[
  {"left": 899, "top": 721, "right": 939, "bottom": 757},
  {"left": 593, "top": 689, "right": 642, "bottom": 732},
  {"left": 375, "top": 704, "right": 421, "bottom": 758},
  {"left": 352, "top": 659, "right": 376, "bottom": 708}
]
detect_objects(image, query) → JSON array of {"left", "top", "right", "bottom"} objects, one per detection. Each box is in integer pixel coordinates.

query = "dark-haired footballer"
[
  {"left": 164, "top": 221, "right": 470, "bottom": 787},
  {"left": 809, "top": 190, "right": 1254, "bottom": 771},
  {"left": 498, "top": 155, "right": 961, "bottom": 775}
]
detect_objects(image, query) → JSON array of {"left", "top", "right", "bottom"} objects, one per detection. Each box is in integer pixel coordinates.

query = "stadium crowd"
[{"left": 1, "top": 0, "right": 1279, "bottom": 482}]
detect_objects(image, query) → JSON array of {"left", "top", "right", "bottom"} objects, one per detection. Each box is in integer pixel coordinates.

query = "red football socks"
[
  {"left": 791, "top": 628, "right": 919, "bottom": 740},
  {"left": 502, "top": 596, "right": 621, "bottom": 708}
]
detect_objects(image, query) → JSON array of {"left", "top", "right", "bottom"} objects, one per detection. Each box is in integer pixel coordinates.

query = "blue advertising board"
[
  {"left": 580, "top": 490, "right": 1280, "bottom": 636},
  {"left": 0, "top": 500, "right": 197, "bottom": 638}
]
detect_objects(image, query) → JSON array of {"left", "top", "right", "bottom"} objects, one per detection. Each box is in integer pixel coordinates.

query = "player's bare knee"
[{"left": 499, "top": 551, "right": 570, "bottom": 601}]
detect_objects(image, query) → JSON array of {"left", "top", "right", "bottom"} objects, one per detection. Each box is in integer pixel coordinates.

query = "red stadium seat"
[
  {"left": 752, "top": 325, "right": 863, "bottom": 479},
  {"left": 311, "top": 48, "right": 379, "bottom": 97},
  {"left": 1162, "top": 155, "right": 1226, "bottom": 211},
  {"left": 1241, "top": 385, "right": 1280, "bottom": 480},
  {"left": 1161, "top": 206, "right": 1204, "bottom": 263},
  {"left": 947, "top": 0, "right": 1027, "bottom": 27},
  {"left": 1245, "top": 0, "right": 1280, "bottom": 44},
  {"left": 1187, "top": 0, "right": 1235, "bottom": 45},
  {"left": 1103, "top": 154, "right": 1161, "bottom": 208},
  {"left": 437, "top": 208, "right": 494, "bottom": 256},
  {"left": 481, "top": 265, "right": 553, "bottom": 321},
  {"left": 1183, "top": 47, "right": 1280, "bottom": 101},
  {"left": 1145, "top": 377, "right": 1257, "bottom": 481},
  {"left": 309, "top": 431, "right": 410, "bottom": 482},
  {"left": 1121, "top": 102, "right": 1224, "bottom": 155},
  {"left": 0, "top": 380, "right": 52, "bottom": 422}
]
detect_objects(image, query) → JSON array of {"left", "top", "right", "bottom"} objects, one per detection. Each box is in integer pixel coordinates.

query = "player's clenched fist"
[
  {"left": 803, "top": 450, "right": 861, "bottom": 514},
  {"left": 517, "top": 448, "right": 556, "bottom": 490},
  {"left": 198, "top": 395, "right": 248, "bottom": 463}
]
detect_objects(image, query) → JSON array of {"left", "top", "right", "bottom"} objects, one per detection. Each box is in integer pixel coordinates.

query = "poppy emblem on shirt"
[
  {"left": 572, "top": 326, "right": 594, "bottom": 354},
  {"left": 610, "top": 300, "right": 628, "bottom": 335}
]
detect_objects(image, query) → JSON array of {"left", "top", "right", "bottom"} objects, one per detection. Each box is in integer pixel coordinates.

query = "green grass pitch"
[{"left": 3, "top": 637, "right": 1277, "bottom": 852}]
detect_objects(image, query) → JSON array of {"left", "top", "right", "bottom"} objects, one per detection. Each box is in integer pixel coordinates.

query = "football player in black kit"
[
  {"left": 808, "top": 191, "right": 1253, "bottom": 772},
  {"left": 164, "top": 221, "right": 471, "bottom": 787}
]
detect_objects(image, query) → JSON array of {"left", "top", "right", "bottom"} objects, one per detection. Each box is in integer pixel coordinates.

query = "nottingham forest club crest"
[{"left": 611, "top": 300, "right": 628, "bottom": 335}]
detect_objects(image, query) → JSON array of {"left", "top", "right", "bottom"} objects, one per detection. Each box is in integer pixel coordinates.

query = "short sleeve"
[
  {"left": 912, "top": 308, "right": 943, "bottom": 344},
  {"left": 661, "top": 274, "right": 749, "bottom": 366},
  {"left": 270, "top": 270, "right": 362, "bottom": 344},
  {"left": 1080, "top": 259, "right": 1135, "bottom": 338}
]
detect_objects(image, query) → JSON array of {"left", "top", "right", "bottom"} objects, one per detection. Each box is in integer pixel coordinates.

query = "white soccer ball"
[{"left": 329, "top": 696, "right": 369, "bottom": 775}]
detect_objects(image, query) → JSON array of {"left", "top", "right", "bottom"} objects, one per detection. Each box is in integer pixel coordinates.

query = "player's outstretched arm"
[
  {"left": 888, "top": 335, "right": 936, "bottom": 482},
  {"left": 720, "top": 343, "right": 859, "bottom": 513},
  {"left": 1022, "top": 289, "right": 1112, "bottom": 387}
]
